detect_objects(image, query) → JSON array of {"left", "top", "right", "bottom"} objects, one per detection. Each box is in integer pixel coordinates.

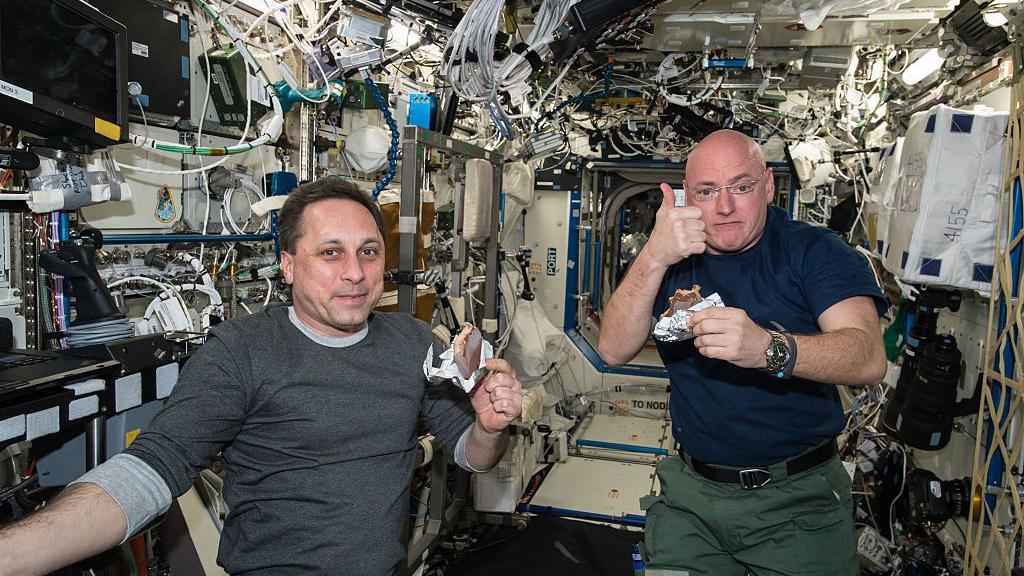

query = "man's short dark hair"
[{"left": 277, "top": 176, "right": 385, "bottom": 254}]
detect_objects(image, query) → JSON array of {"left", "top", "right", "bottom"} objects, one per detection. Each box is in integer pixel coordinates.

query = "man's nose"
[
  {"left": 339, "top": 254, "right": 366, "bottom": 283},
  {"left": 715, "top": 189, "right": 736, "bottom": 214}
]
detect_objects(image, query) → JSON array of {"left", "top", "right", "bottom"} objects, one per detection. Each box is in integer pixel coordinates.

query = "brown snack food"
[
  {"left": 661, "top": 285, "right": 703, "bottom": 318},
  {"left": 452, "top": 324, "right": 483, "bottom": 380}
]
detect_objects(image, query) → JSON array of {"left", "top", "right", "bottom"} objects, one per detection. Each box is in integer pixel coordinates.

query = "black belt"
[{"left": 687, "top": 439, "right": 838, "bottom": 490}]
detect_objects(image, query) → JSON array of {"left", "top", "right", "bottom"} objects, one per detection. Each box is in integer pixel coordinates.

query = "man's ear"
[
  {"left": 764, "top": 167, "right": 775, "bottom": 203},
  {"left": 280, "top": 251, "right": 295, "bottom": 285}
]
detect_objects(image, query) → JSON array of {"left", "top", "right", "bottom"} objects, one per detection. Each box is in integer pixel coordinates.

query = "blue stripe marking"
[
  {"left": 131, "top": 94, "right": 150, "bottom": 108},
  {"left": 706, "top": 58, "right": 747, "bottom": 68},
  {"left": 973, "top": 264, "right": 994, "bottom": 282},
  {"left": 951, "top": 113, "right": 974, "bottom": 133},
  {"left": 181, "top": 18, "right": 189, "bottom": 43},
  {"left": 583, "top": 228, "right": 591, "bottom": 314},
  {"left": 181, "top": 56, "right": 190, "bottom": 79},
  {"left": 564, "top": 189, "right": 581, "bottom": 331},
  {"left": 518, "top": 504, "right": 647, "bottom": 527},
  {"left": 920, "top": 258, "right": 942, "bottom": 277},
  {"left": 876, "top": 240, "right": 884, "bottom": 254},
  {"left": 901, "top": 251, "right": 909, "bottom": 269},
  {"left": 575, "top": 439, "right": 669, "bottom": 456},
  {"left": 565, "top": 328, "right": 667, "bottom": 378},
  {"left": 984, "top": 177, "right": 1022, "bottom": 519},
  {"left": 925, "top": 114, "right": 936, "bottom": 133}
]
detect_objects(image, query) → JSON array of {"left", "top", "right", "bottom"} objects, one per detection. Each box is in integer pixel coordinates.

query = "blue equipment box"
[{"left": 408, "top": 93, "right": 437, "bottom": 130}]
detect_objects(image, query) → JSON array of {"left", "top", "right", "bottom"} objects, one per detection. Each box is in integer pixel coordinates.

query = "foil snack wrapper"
[
  {"left": 422, "top": 325, "right": 494, "bottom": 393},
  {"left": 652, "top": 293, "right": 725, "bottom": 342}
]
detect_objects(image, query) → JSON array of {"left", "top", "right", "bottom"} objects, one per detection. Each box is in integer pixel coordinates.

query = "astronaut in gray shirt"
[{"left": 0, "top": 177, "right": 522, "bottom": 576}]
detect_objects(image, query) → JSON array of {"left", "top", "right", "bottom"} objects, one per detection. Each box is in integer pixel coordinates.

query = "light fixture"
[
  {"left": 901, "top": 45, "right": 953, "bottom": 86},
  {"left": 982, "top": 9, "right": 1009, "bottom": 27}
]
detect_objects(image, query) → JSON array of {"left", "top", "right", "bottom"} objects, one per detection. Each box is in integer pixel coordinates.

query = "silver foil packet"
[{"left": 652, "top": 293, "right": 725, "bottom": 342}]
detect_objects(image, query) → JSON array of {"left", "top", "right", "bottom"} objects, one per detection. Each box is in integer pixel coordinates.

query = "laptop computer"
[{"left": 0, "top": 318, "right": 121, "bottom": 400}]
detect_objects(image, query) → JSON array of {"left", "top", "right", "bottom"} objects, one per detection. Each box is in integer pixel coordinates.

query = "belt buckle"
[{"left": 739, "top": 468, "right": 772, "bottom": 490}]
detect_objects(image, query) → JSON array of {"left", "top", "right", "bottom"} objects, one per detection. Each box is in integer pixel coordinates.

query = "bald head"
[{"left": 687, "top": 130, "right": 765, "bottom": 179}]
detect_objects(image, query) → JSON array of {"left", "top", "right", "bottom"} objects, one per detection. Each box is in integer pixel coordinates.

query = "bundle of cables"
[
  {"left": 532, "top": 58, "right": 614, "bottom": 134},
  {"left": 442, "top": 0, "right": 578, "bottom": 110},
  {"left": 221, "top": 178, "right": 269, "bottom": 234},
  {"left": 656, "top": 53, "right": 723, "bottom": 107}
]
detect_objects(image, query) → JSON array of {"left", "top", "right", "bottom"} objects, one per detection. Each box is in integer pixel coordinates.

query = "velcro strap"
[{"left": 511, "top": 42, "right": 543, "bottom": 70}]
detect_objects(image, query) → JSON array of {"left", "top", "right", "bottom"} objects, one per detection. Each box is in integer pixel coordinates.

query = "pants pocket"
[
  {"left": 640, "top": 495, "right": 670, "bottom": 561},
  {"left": 641, "top": 494, "right": 743, "bottom": 575},
  {"left": 788, "top": 465, "right": 858, "bottom": 576},
  {"left": 642, "top": 496, "right": 697, "bottom": 567},
  {"left": 792, "top": 505, "right": 844, "bottom": 531},
  {"left": 789, "top": 508, "right": 857, "bottom": 576}
]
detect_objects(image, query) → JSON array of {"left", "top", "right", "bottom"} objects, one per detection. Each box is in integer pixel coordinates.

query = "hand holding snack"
[
  {"left": 689, "top": 307, "right": 772, "bottom": 369},
  {"left": 422, "top": 324, "right": 493, "bottom": 392},
  {"left": 470, "top": 357, "right": 523, "bottom": 431}
]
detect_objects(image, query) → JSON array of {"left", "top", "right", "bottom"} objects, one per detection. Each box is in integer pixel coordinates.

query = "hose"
[{"left": 362, "top": 71, "right": 399, "bottom": 201}]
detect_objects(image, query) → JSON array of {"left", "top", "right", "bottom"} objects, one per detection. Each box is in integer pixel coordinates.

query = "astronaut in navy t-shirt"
[{"left": 599, "top": 129, "right": 887, "bottom": 575}]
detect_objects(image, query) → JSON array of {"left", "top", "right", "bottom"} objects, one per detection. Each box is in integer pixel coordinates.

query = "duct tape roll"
[
  {"left": 418, "top": 436, "right": 434, "bottom": 466},
  {"left": 398, "top": 216, "right": 417, "bottom": 233},
  {"left": 431, "top": 324, "right": 452, "bottom": 345}
]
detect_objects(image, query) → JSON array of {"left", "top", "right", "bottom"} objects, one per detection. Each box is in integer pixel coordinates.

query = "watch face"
[{"left": 766, "top": 336, "right": 790, "bottom": 371}]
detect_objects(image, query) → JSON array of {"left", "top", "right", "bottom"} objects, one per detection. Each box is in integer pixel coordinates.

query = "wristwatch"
[{"left": 764, "top": 329, "right": 791, "bottom": 378}]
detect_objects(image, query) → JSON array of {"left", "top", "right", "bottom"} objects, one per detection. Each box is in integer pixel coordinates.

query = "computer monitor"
[{"left": 0, "top": 0, "right": 129, "bottom": 152}]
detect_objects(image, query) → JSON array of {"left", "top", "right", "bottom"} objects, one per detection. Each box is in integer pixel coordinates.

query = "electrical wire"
[
  {"left": 442, "top": 0, "right": 576, "bottom": 117},
  {"left": 263, "top": 277, "right": 274, "bottom": 306},
  {"left": 194, "top": 3, "right": 216, "bottom": 264},
  {"left": 888, "top": 443, "right": 908, "bottom": 542},
  {"left": 533, "top": 59, "right": 614, "bottom": 134},
  {"left": 108, "top": 276, "right": 195, "bottom": 333},
  {"left": 221, "top": 179, "right": 268, "bottom": 234},
  {"left": 0, "top": 474, "right": 37, "bottom": 503}
]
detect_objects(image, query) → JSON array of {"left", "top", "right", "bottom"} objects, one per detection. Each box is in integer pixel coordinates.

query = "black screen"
[{"left": 0, "top": 1, "right": 118, "bottom": 122}]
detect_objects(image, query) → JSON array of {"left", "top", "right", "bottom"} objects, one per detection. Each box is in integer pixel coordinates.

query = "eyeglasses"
[{"left": 686, "top": 168, "right": 769, "bottom": 203}]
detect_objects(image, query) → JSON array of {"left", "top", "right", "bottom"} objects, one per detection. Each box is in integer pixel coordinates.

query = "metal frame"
[
  {"left": 397, "top": 127, "right": 502, "bottom": 570},
  {"left": 103, "top": 233, "right": 274, "bottom": 245},
  {"left": 406, "top": 438, "right": 469, "bottom": 574},
  {"left": 398, "top": 125, "right": 504, "bottom": 340}
]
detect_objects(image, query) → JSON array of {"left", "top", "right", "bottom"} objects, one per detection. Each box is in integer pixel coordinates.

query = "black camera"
[
  {"left": 892, "top": 333, "right": 962, "bottom": 450},
  {"left": 882, "top": 288, "right": 961, "bottom": 433}
]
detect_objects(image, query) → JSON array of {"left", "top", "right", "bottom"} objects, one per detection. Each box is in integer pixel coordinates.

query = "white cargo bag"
[
  {"left": 865, "top": 137, "right": 903, "bottom": 258},
  {"left": 883, "top": 104, "right": 1007, "bottom": 293}
]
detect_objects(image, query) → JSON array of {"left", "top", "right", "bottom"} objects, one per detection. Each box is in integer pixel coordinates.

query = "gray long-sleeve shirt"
[{"left": 93, "top": 304, "right": 474, "bottom": 575}]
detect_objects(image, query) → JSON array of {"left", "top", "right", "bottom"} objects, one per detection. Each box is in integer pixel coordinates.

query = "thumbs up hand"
[{"left": 645, "top": 182, "right": 706, "bottom": 268}]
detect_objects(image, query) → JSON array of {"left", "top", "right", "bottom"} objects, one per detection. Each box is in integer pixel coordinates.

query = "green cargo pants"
[{"left": 639, "top": 453, "right": 857, "bottom": 576}]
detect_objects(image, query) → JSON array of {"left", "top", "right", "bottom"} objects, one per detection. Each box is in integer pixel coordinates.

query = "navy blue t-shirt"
[{"left": 654, "top": 206, "right": 887, "bottom": 467}]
